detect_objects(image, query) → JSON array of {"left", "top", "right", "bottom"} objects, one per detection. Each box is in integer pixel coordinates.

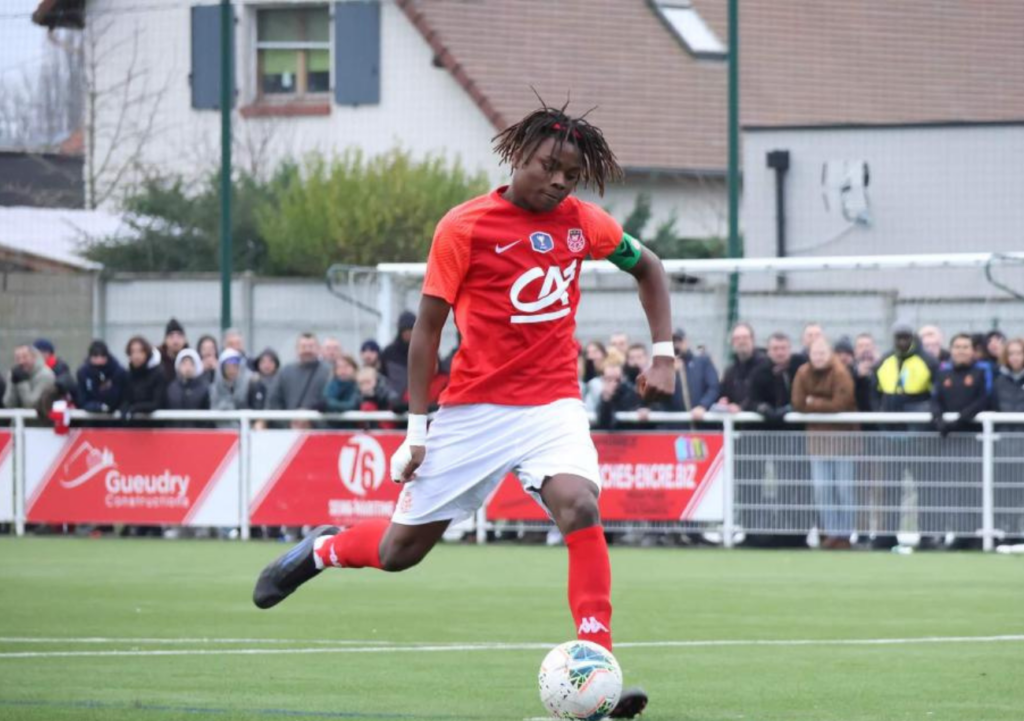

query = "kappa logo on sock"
[{"left": 578, "top": 617, "right": 610, "bottom": 635}]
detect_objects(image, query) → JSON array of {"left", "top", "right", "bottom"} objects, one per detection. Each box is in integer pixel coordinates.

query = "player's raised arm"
[{"left": 622, "top": 244, "right": 676, "bottom": 399}]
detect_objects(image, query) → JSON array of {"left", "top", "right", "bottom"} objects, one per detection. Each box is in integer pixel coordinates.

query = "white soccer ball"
[{"left": 538, "top": 640, "right": 623, "bottom": 720}]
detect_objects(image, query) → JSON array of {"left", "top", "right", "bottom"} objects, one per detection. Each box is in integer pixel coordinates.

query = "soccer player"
[{"left": 254, "top": 104, "right": 677, "bottom": 718}]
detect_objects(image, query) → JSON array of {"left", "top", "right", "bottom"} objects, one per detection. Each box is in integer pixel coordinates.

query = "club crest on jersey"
[
  {"left": 529, "top": 232, "right": 554, "bottom": 253},
  {"left": 567, "top": 228, "right": 586, "bottom": 253}
]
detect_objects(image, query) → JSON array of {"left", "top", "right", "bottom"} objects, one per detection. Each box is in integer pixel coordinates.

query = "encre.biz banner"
[
  {"left": 0, "top": 430, "right": 12, "bottom": 522},
  {"left": 24, "top": 429, "right": 240, "bottom": 526},
  {"left": 486, "top": 433, "right": 724, "bottom": 522}
]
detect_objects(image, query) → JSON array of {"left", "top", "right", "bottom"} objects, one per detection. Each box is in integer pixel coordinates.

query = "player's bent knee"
[{"left": 553, "top": 494, "right": 601, "bottom": 534}]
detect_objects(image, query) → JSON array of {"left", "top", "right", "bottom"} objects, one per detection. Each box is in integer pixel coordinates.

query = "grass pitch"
[{"left": 0, "top": 537, "right": 1022, "bottom": 720}]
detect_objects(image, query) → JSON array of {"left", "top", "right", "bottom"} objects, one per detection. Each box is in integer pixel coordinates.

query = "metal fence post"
[
  {"left": 13, "top": 415, "right": 25, "bottom": 537},
  {"left": 981, "top": 417, "right": 995, "bottom": 552},
  {"left": 239, "top": 416, "right": 251, "bottom": 541},
  {"left": 723, "top": 417, "right": 736, "bottom": 549},
  {"left": 475, "top": 507, "right": 487, "bottom": 545}
]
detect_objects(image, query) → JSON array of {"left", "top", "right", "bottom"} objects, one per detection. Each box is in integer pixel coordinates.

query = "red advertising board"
[
  {"left": 486, "top": 433, "right": 724, "bottom": 521},
  {"left": 250, "top": 433, "right": 406, "bottom": 526},
  {"left": 26, "top": 429, "right": 238, "bottom": 525},
  {"left": 0, "top": 431, "right": 10, "bottom": 464}
]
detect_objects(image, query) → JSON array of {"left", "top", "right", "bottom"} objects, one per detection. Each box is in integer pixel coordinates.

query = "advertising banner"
[
  {"left": 485, "top": 433, "right": 725, "bottom": 522},
  {"left": 24, "top": 429, "right": 240, "bottom": 526}
]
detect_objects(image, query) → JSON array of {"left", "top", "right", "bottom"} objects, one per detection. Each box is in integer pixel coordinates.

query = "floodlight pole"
[
  {"left": 219, "top": 0, "right": 233, "bottom": 331},
  {"left": 726, "top": 0, "right": 740, "bottom": 330}
]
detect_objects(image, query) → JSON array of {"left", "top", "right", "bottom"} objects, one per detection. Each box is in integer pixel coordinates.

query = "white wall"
[
  {"left": 741, "top": 124, "right": 1024, "bottom": 296},
  {"left": 84, "top": 0, "right": 725, "bottom": 241}
]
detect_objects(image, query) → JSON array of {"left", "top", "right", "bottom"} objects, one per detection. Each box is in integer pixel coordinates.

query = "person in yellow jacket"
[{"left": 874, "top": 322, "right": 938, "bottom": 413}]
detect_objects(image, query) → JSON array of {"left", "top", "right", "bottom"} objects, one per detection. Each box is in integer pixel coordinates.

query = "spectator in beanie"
[
  {"left": 121, "top": 336, "right": 165, "bottom": 417},
  {"left": 322, "top": 355, "right": 361, "bottom": 413},
  {"left": 834, "top": 336, "right": 874, "bottom": 412},
  {"left": 918, "top": 325, "right": 949, "bottom": 364},
  {"left": 3, "top": 344, "right": 56, "bottom": 411},
  {"left": 719, "top": 322, "right": 768, "bottom": 412},
  {"left": 748, "top": 332, "right": 801, "bottom": 424},
  {"left": 875, "top": 322, "right": 937, "bottom": 413},
  {"left": 76, "top": 340, "right": 126, "bottom": 413},
  {"left": 931, "top": 334, "right": 990, "bottom": 437},
  {"left": 360, "top": 340, "right": 382, "bottom": 371},
  {"left": 158, "top": 318, "right": 189, "bottom": 383},
  {"left": 196, "top": 335, "right": 219, "bottom": 384},
  {"left": 624, "top": 343, "right": 649, "bottom": 385},
  {"left": 210, "top": 349, "right": 250, "bottom": 412},
  {"left": 673, "top": 328, "right": 719, "bottom": 421},
  {"left": 32, "top": 339, "right": 75, "bottom": 398},
  {"left": 994, "top": 338, "right": 1024, "bottom": 413},
  {"left": 247, "top": 349, "right": 280, "bottom": 411},
  {"left": 165, "top": 349, "right": 210, "bottom": 411},
  {"left": 381, "top": 311, "right": 416, "bottom": 396},
  {"left": 597, "top": 362, "right": 641, "bottom": 430}
]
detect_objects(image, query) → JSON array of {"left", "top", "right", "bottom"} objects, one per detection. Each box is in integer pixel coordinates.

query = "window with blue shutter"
[
  {"left": 190, "top": 4, "right": 235, "bottom": 110},
  {"left": 333, "top": 1, "right": 381, "bottom": 106}
]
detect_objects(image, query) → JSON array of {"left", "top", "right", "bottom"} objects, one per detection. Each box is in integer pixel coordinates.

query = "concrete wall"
[
  {"left": 0, "top": 273, "right": 96, "bottom": 365},
  {"left": 742, "top": 124, "right": 1024, "bottom": 296}
]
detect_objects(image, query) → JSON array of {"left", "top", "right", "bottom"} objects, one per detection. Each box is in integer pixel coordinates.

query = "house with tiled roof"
[{"left": 33, "top": 0, "right": 1024, "bottom": 263}]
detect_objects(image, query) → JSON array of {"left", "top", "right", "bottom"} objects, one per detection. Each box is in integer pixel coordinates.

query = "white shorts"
[{"left": 391, "top": 398, "right": 601, "bottom": 526}]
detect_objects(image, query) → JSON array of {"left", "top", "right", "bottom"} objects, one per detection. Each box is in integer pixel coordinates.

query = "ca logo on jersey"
[{"left": 509, "top": 261, "right": 578, "bottom": 324}]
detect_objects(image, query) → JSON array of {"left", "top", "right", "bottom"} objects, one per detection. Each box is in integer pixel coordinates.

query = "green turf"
[{"left": 0, "top": 537, "right": 1022, "bottom": 721}]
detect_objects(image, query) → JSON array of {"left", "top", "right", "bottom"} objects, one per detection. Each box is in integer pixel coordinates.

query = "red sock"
[
  {"left": 565, "top": 525, "right": 613, "bottom": 652},
  {"left": 314, "top": 519, "right": 388, "bottom": 569}
]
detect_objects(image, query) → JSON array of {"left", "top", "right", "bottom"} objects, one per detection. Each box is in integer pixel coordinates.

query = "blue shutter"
[
  {"left": 190, "top": 4, "right": 234, "bottom": 110},
  {"left": 334, "top": 1, "right": 381, "bottom": 106}
]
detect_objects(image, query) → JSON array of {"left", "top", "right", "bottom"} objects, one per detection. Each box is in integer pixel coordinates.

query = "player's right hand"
[{"left": 390, "top": 441, "right": 426, "bottom": 483}]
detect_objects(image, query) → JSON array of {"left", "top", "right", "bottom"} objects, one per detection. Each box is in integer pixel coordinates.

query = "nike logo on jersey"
[
  {"left": 578, "top": 617, "right": 610, "bottom": 635},
  {"left": 495, "top": 240, "right": 521, "bottom": 254}
]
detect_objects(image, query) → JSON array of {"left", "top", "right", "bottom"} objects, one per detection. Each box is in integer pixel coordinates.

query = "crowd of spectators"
[{"left": 0, "top": 314, "right": 440, "bottom": 427}]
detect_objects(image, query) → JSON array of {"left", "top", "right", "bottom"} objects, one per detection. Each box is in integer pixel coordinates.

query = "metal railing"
[{"left": 2, "top": 409, "right": 1022, "bottom": 551}]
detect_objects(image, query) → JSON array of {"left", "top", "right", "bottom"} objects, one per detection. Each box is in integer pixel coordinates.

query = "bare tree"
[{"left": 80, "top": 17, "right": 172, "bottom": 208}]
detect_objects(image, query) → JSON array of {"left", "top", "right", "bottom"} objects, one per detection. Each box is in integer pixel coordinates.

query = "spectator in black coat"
[
  {"left": 597, "top": 363, "right": 641, "bottom": 429},
  {"left": 196, "top": 335, "right": 219, "bottom": 385},
  {"left": 994, "top": 339, "right": 1024, "bottom": 413},
  {"left": 932, "top": 334, "right": 990, "bottom": 436},
  {"left": 624, "top": 344, "right": 649, "bottom": 385},
  {"left": 834, "top": 336, "right": 874, "bottom": 412},
  {"left": 671, "top": 328, "right": 718, "bottom": 421},
  {"left": 719, "top": 322, "right": 768, "bottom": 412},
  {"left": 33, "top": 338, "right": 75, "bottom": 399},
  {"left": 380, "top": 311, "right": 415, "bottom": 396},
  {"left": 76, "top": 340, "right": 126, "bottom": 413},
  {"left": 165, "top": 349, "right": 210, "bottom": 411},
  {"left": 247, "top": 349, "right": 280, "bottom": 411},
  {"left": 158, "top": 318, "right": 189, "bottom": 384},
  {"left": 747, "top": 332, "right": 801, "bottom": 424},
  {"left": 121, "top": 336, "right": 165, "bottom": 418},
  {"left": 356, "top": 366, "right": 398, "bottom": 412},
  {"left": 360, "top": 340, "right": 382, "bottom": 371}
]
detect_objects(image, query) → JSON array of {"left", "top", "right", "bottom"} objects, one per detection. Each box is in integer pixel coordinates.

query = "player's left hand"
[{"left": 636, "top": 356, "right": 676, "bottom": 400}]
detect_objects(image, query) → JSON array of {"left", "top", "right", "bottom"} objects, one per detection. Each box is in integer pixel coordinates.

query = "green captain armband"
[{"left": 607, "top": 233, "right": 643, "bottom": 271}]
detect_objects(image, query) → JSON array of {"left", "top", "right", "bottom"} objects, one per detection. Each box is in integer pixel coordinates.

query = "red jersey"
[{"left": 422, "top": 187, "right": 623, "bottom": 407}]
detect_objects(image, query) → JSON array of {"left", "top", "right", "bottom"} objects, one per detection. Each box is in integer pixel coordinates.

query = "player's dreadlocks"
[{"left": 493, "top": 98, "right": 623, "bottom": 196}]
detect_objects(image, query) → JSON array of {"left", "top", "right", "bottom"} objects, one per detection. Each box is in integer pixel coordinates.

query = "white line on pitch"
[
  {"left": 1, "top": 635, "right": 1023, "bottom": 660},
  {"left": 0, "top": 637, "right": 396, "bottom": 645}
]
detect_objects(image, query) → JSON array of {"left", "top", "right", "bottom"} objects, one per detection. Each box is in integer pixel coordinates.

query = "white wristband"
[
  {"left": 406, "top": 414, "right": 428, "bottom": 446},
  {"left": 652, "top": 341, "right": 674, "bottom": 358}
]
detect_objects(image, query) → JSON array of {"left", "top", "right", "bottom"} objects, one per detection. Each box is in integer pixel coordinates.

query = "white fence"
[{"left": 1, "top": 409, "right": 1022, "bottom": 551}]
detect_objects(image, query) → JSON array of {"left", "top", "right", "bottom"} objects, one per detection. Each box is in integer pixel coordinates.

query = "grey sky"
[{"left": 0, "top": 0, "right": 48, "bottom": 86}]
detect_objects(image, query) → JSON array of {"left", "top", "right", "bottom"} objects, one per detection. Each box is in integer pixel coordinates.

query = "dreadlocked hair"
[{"left": 492, "top": 98, "right": 622, "bottom": 196}]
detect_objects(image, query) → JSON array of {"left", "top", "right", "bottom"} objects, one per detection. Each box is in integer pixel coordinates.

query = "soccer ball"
[{"left": 538, "top": 640, "right": 622, "bottom": 720}]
